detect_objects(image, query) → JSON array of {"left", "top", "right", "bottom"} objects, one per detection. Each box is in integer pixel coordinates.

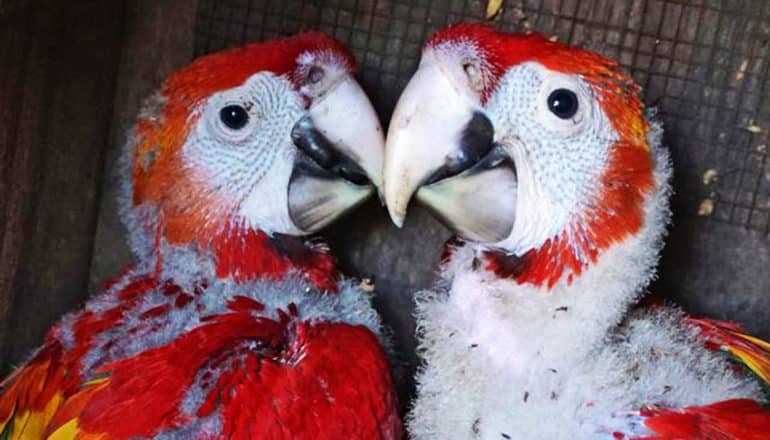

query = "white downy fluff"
[{"left": 407, "top": 121, "right": 765, "bottom": 439}]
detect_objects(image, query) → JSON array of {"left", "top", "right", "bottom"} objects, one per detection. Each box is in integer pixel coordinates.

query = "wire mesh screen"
[{"left": 195, "top": 0, "right": 770, "bottom": 233}]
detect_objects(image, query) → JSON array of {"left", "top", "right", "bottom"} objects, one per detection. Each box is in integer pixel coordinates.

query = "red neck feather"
[
  {"left": 485, "top": 140, "right": 655, "bottom": 289},
  {"left": 432, "top": 26, "right": 658, "bottom": 289},
  {"left": 210, "top": 222, "right": 339, "bottom": 292},
  {"left": 146, "top": 217, "right": 340, "bottom": 292}
]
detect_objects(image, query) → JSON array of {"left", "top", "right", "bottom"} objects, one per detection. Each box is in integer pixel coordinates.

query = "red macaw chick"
[
  {"left": 382, "top": 23, "right": 769, "bottom": 439},
  {"left": 0, "top": 32, "right": 402, "bottom": 439}
]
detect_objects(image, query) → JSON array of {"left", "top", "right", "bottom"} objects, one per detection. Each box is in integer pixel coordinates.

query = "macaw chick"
[
  {"left": 0, "top": 33, "right": 402, "bottom": 439},
  {"left": 382, "top": 24, "right": 770, "bottom": 439}
]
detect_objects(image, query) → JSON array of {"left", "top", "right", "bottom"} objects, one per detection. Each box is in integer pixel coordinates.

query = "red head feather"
[
  {"left": 427, "top": 24, "right": 647, "bottom": 146},
  {"left": 127, "top": 33, "right": 352, "bottom": 290},
  {"left": 132, "top": 32, "right": 355, "bottom": 243},
  {"left": 430, "top": 24, "right": 656, "bottom": 288}
]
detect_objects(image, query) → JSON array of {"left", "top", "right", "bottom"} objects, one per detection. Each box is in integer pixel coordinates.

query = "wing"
[
  {"left": 606, "top": 317, "right": 770, "bottom": 440},
  {"left": 2, "top": 320, "right": 400, "bottom": 440},
  {"left": 688, "top": 318, "right": 770, "bottom": 387},
  {"left": 0, "top": 343, "right": 69, "bottom": 440},
  {"left": 43, "top": 306, "right": 402, "bottom": 440},
  {"left": 603, "top": 400, "right": 770, "bottom": 440},
  {"left": 633, "top": 399, "right": 770, "bottom": 440},
  {"left": 0, "top": 270, "right": 165, "bottom": 440},
  {"left": 42, "top": 310, "right": 279, "bottom": 439},
  {"left": 2, "top": 270, "right": 401, "bottom": 440}
]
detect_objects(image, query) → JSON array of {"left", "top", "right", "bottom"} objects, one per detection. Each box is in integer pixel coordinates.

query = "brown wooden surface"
[
  {"left": 0, "top": 0, "right": 198, "bottom": 370},
  {"left": 89, "top": 0, "right": 199, "bottom": 293},
  {"left": 0, "top": 0, "right": 126, "bottom": 368}
]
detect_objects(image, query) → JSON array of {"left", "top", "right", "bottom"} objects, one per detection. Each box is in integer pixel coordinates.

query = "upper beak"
[
  {"left": 307, "top": 74, "right": 384, "bottom": 189},
  {"left": 288, "top": 74, "right": 384, "bottom": 233},
  {"left": 382, "top": 57, "right": 517, "bottom": 242}
]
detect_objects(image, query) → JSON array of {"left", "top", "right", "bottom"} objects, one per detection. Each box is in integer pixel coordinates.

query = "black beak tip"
[{"left": 337, "top": 166, "right": 370, "bottom": 186}]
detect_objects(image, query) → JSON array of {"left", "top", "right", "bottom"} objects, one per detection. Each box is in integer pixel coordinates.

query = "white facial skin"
[
  {"left": 179, "top": 56, "right": 384, "bottom": 237},
  {"left": 383, "top": 48, "right": 620, "bottom": 255},
  {"left": 184, "top": 72, "right": 306, "bottom": 235},
  {"left": 486, "top": 62, "right": 618, "bottom": 255}
]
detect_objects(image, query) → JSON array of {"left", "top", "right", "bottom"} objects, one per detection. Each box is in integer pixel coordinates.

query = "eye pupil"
[
  {"left": 547, "top": 88, "right": 578, "bottom": 119},
  {"left": 220, "top": 105, "right": 249, "bottom": 130}
]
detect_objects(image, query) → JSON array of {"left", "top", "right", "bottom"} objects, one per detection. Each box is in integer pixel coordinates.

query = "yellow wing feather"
[
  {"left": 0, "top": 345, "right": 66, "bottom": 439},
  {"left": 689, "top": 318, "right": 770, "bottom": 386}
]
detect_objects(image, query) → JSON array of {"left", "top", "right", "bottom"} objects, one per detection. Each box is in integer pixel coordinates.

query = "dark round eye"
[
  {"left": 547, "top": 88, "right": 579, "bottom": 119},
  {"left": 219, "top": 105, "right": 249, "bottom": 130}
]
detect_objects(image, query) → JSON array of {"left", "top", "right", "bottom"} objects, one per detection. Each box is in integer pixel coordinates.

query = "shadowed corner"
[{"left": 0, "top": 363, "right": 10, "bottom": 380}]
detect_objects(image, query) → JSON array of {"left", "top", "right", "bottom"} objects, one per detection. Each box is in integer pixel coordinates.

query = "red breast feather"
[{"left": 1, "top": 269, "right": 401, "bottom": 439}]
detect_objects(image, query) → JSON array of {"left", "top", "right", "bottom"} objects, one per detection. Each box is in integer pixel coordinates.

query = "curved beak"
[
  {"left": 288, "top": 74, "right": 384, "bottom": 233},
  {"left": 382, "top": 56, "right": 517, "bottom": 242},
  {"left": 308, "top": 74, "right": 384, "bottom": 189}
]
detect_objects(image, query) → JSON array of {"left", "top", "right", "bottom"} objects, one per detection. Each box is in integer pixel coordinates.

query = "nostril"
[
  {"left": 306, "top": 66, "right": 325, "bottom": 85},
  {"left": 462, "top": 60, "right": 484, "bottom": 92},
  {"left": 463, "top": 62, "right": 478, "bottom": 78}
]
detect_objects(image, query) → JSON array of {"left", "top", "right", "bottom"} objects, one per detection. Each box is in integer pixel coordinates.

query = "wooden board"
[{"left": 0, "top": 0, "right": 198, "bottom": 370}]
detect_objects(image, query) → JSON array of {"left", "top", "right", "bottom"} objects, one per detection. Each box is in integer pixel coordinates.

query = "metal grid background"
[
  {"left": 195, "top": 0, "right": 770, "bottom": 233},
  {"left": 191, "top": 0, "right": 770, "bottom": 405}
]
